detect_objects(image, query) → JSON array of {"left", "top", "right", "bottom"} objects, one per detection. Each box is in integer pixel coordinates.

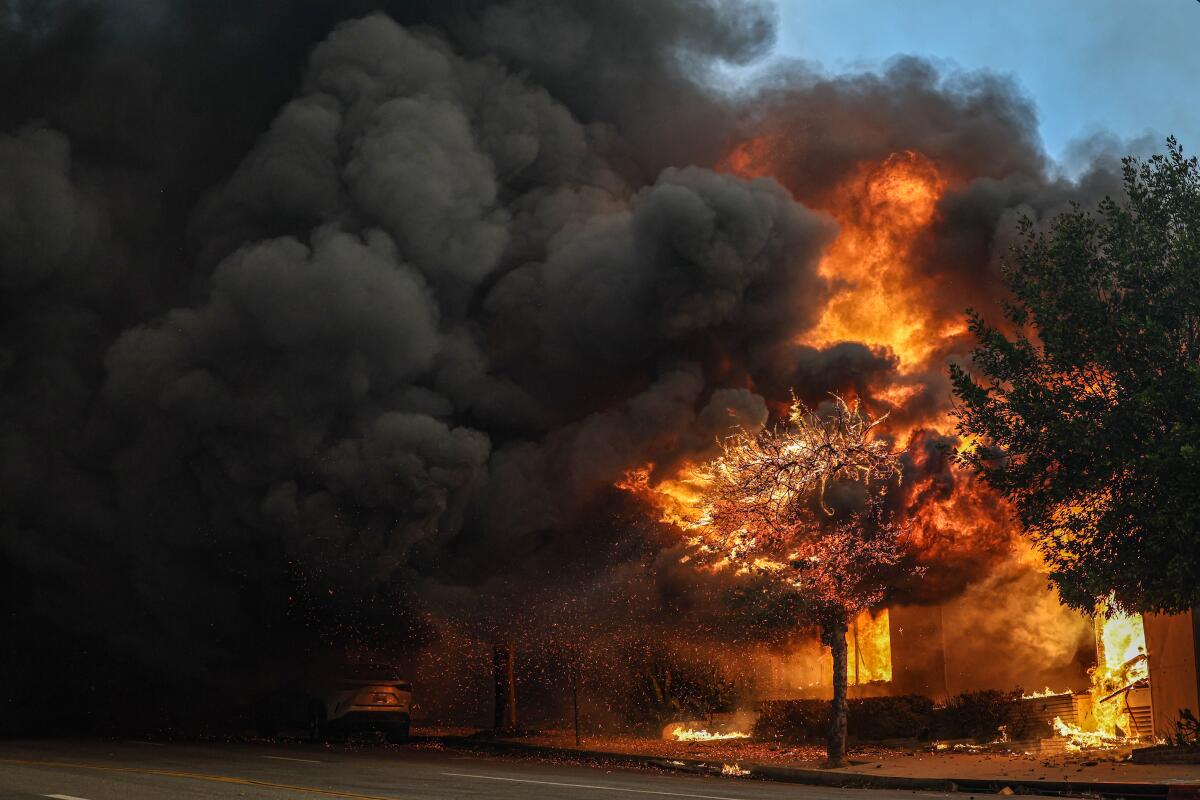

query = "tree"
[
  {"left": 951, "top": 138, "right": 1200, "bottom": 615},
  {"left": 684, "top": 395, "right": 909, "bottom": 767}
]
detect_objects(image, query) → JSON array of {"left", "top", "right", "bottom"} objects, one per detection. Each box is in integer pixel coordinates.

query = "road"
[{"left": 0, "top": 739, "right": 960, "bottom": 800}]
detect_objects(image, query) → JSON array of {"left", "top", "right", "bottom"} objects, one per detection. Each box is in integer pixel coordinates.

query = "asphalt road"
[{"left": 0, "top": 739, "right": 961, "bottom": 800}]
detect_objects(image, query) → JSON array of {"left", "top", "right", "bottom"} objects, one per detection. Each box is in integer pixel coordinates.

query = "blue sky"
[{"left": 771, "top": 0, "right": 1200, "bottom": 166}]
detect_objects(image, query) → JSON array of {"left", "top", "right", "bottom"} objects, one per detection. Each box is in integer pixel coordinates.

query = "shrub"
[
  {"left": 1170, "top": 708, "right": 1200, "bottom": 747},
  {"left": 936, "top": 690, "right": 1025, "bottom": 742},
  {"left": 753, "top": 699, "right": 827, "bottom": 742},
  {"left": 754, "top": 695, "right": 934, "bottom": 742}
]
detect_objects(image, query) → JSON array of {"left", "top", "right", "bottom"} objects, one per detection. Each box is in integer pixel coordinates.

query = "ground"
[{"left": 0, "top": 738, "right": 961, "bottom": 800}]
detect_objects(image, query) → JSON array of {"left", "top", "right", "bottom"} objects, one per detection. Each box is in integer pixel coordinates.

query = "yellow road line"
[{"left": 0, "top": 758, "right": 406, "bottom": 799}]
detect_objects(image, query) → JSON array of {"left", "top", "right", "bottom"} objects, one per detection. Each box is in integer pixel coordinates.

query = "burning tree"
[{"left": 684, "top": 395, "right": 911, "bottom": 767}]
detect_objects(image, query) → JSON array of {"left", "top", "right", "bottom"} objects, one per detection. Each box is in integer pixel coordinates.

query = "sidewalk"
[
  {"left": 416, "top": 729, "right": 1200, "bottom": 798},
  {"left": 841, "top": 750, "right": 1200, "bottom": 791}
]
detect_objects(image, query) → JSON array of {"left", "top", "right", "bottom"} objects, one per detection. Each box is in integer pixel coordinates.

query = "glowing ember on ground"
[
  {"left": 721, "top": 763, "right": 751, "bottom": 776},
  {"left": 672, "top": 728, "right": 751, "bottom": 742}
]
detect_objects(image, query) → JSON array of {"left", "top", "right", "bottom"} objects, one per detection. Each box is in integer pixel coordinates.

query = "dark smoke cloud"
[
  {"left": 0, "top": 0, "right": 1132, "bottom": 732},
  {"left": 745, "top": 57, "right": 1048, "bottom": 202}
]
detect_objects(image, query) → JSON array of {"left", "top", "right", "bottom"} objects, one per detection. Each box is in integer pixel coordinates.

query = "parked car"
[{"left": 255, "top": 664, "right": 412, "bottom": 743}]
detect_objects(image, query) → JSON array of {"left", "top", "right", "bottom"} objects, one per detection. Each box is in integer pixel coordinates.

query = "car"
[
  {"left": 311, "top": 666, "right": 412, "bottom": 743},
  {"left": 255, "top": 664, "right": 412, "bottom": 743}
]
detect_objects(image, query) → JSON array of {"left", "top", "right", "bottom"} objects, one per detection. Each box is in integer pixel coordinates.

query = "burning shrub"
[{"left": 754, "top": 695, "right": 934, "bottom": 743}]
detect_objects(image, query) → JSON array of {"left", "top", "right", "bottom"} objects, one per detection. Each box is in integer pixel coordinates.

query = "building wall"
[
  {"left": 1144, "top": 609, "right": 1200, "bottom": 738},
  {"left": 888, "top": 604, "right": 948, "bottom": 702}
]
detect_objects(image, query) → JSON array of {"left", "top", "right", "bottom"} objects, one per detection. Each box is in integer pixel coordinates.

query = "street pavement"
[{"left": 0, "top": 739, "right": 962, "bottom": 800}]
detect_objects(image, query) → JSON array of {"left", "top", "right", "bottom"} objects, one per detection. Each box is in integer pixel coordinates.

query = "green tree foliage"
[{"left": 951, "top": 138, "right": 1200, "bottom": 614}]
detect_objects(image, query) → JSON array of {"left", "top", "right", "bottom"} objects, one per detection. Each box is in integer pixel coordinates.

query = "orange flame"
[
  {"left": 627, "top": 144, "right": 993, "bottom": 580},
  {"left": 848, "top": 607, "right": 892, "bottom": 684},
  {"left": 669, "top": 726, "right": 751, "bottom": 742},
  {"left": 803, "top": 151, "right": 951, "bottom": 369},
  {"left": 617, "top": 139, "right": 1055, "bottom": 695}
]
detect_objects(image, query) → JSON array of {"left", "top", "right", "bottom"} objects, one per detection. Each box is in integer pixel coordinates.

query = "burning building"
[{"left": 617, "top": 129, "right": 1200, "bottom": 746}]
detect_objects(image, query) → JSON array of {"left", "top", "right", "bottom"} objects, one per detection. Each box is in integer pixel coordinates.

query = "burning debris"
[
  {"left": 1052, "top": 717, "right": 1127, "bottom": 753},
  {"left": 670, "top": 728, "right": 751, "bottom": 743}
]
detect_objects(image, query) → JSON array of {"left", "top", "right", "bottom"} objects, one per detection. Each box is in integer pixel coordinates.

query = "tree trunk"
[
  {"left": 493, "top": 643, "right": 517, "bottom": 733},
  {"left": 825, "top": 616, "right": 850, "bottom": 768},
  {"left": 572, "top": 659, "right": 581, "bottom": 746}
]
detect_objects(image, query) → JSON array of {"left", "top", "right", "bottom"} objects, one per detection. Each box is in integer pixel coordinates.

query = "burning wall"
[{"left": 1144, "top": 611, "right": 1200, "bottom": 739}]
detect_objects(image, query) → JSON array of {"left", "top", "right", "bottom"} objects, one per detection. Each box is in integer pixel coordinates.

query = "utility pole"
[
  {"left": 493, "top": 642, "right": 517, "bottom": 733},
  {"left": 572, "top": 649, "right": 581, "bottom": 746}
]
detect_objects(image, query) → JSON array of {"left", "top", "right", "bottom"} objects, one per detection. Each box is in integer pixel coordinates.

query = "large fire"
[
  {"left": 1048, "top": 606, "right": 1150, "bottom": 751},
  {"left": 723, "top": 141, "right": 960, "bottom": 372},
  {"left": 618, "top": 145, "right": 965, "bottom": 693},
  {"left": 1089, "top": 603, "right": 1149, "bottom": 739},
  {"left": 621, "top": 139, "right": 1110, "bottom": 734},
  {"left": 626, "top": 144, "right": 982, "bottom": 576},
  {"left": 802, "top": 151, "right": 954, "bottom": 369}
]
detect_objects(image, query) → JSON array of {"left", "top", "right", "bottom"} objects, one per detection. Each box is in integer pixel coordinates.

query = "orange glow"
[
  {"left": 1089, "top": 602, "right": 1149, "bottom": 739},
  {"left": 618, "top": 138, "right": 1059, "bottom": 705},
  {"left": 803, "top": 151, "right": 948, "bottom": 369},
  {"left": 903, "top": 470, "right": 1017, "bottom": 568},
  {"left": 719, "top": 134, "right": 784, "bottom": 180},
  {"left": 616, "top": 464, "right": 709, "bottom": 530},
  {"left": 1021, "top": 687, "right": 1073, "bottom": 699},
  {"left": 625, "top": 144, "right": 995, "bottom": 576},
  {"left": 722, "top": 139, "right": 960, "bottom": 379},
  {"left": 847, "top": 607, "right": 892, "bottom": 684}
]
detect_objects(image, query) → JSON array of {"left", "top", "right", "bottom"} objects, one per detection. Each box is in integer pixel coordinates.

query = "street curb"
[{"left": 421, "top": 735, "right": 1196, "bottom": 798}]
